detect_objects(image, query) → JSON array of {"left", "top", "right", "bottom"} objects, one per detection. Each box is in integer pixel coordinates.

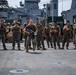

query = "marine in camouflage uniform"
[
  {"left": 0, "top": 18, "right": 7, "bottom": 50},
  {"left": 50, "top": 21, "right": 61, "bottom": 49},
  {"left": 23, "top": 17, "right": 32, "bottom": 49},
  {"left": 24, "top": 20, "right": 36, "bottom": 52},
  {"left": 12, "top": 18, "right": 21, "bottom": 50},
  {"left": 36, "top": 18, "right": 46, "bottom": 50},
  {"left": 73, "top": 23, "right": 76, "bottom": 49},
  {"left": 62, "top": 21, "right": 71, "bottom": 49},
  {"left": 45, "top": 23, "right": 53, "bottom": 48}
]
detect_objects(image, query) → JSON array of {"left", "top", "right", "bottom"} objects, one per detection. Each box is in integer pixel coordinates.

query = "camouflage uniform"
[
  {"left": 24, "top": 22, "right": 32, "bottom": 49},
  {"left": 25, "top": 24, "right": 36, "bottom": 52},
  {"left": 45, "top": 26, "right": 53, "bottom": 48},
  {"left": 36, "top": 23, "right": 46, "bottom": 50},
  {"left": 0, "top": 24, "right": 7, "bottom": 50},
  {"left": 50, "top": 25, "right": 61, "bottom": 49},
  {"left": 73, "top": 23, "right": 76, "bottom": 49},
  {"left": 62, "top": 25, "right": 71, "bottom": 49},
  {"left": 12, "top": 22, "right": 21, "bottom": 50}
]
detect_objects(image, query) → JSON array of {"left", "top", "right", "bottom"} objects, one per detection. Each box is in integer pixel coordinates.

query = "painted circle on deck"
[{"left": 10, "top": 69, "right": 29, "bottom": 74}]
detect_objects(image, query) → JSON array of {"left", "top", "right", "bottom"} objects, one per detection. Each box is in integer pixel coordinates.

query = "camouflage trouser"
[
  {"left": 0, "top": 35, "right": 7, "bottom": 49},
  {"left": 73, "top": 34, "right": 76, "bottom": 48},
  {"left": 24, "top": 34, "right": 27, "bottom": 47},
  {"left": 24, "top": 34, "right": 32, "bottom": 48},
  {"left": 12, "top": 32, "right": 21, "bottom": 49},
  {"left": 46, "top": 36, "right": 53, "bottom": 48},
  {"left": 25, "top": 34, "right": 36, "bottom": 52},
  {"left": 36, "top": 34, "right": 45, "bottom": 49},
  {"left": 52, "top": 35, "right": 60, "bottom": 49},
  {"left": 62, "top": 35, "right": 70, "bottom": 48}
]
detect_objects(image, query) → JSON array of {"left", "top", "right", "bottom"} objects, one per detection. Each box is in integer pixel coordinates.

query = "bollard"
[{"left": 10, "top": 69, "right": 29, "bottom": 75}]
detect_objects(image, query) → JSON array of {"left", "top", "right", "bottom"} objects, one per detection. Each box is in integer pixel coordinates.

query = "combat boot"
[
  {"left": 42, "top": 48, "right": 47, "bottom": 50},
  {"left": 66, "top": 46, "right": 68, "bottom": 49},
  {"left": 4, "top": 48, "right": 7, "bottom": 50},
  {"left": 48, "top": 44, "right": 50, "bottom": 48},
  {"left": 12, "top": 47, "right": 15, "bottom": 50},
  {"left": 18, "top": 47, "right": 21, "bottom": 50}
]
